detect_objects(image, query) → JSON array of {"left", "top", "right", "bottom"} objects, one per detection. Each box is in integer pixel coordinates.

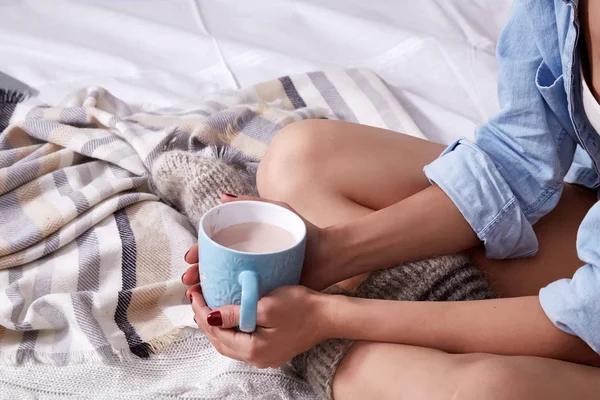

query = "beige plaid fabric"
[{"left": 0, "top": 69, "right": 422, "bottom": 366}]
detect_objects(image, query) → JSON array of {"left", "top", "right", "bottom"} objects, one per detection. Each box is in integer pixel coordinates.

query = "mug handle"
[{"left": 238, "top": 270, "right": 259, "bottom": 332}]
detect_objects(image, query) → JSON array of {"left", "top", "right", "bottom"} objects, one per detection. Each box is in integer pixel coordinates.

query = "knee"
[
  {"left": 453, "top": 356, "right": 528, "bottom": 400},
  {"left": 256, "top": 119, "right": 326, "bottom": 200}
]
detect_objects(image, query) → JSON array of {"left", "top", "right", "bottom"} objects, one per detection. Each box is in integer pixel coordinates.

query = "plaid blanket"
[{"left": 0, "top": 69, "right": 423, "bottom": 369}]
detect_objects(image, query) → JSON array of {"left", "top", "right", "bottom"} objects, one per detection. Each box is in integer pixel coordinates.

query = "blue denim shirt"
[{"left": 424, "top": 0, "right": 600, "bottom": 353}]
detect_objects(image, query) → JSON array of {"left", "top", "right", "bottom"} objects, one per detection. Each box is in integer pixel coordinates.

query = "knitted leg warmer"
[{"left": 151, "top": 150, "right": 256, "bottom": 228}]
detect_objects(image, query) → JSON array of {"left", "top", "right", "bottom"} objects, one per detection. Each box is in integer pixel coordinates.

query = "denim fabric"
[{"left": 424, "top": 0, "right": 600, "bottom": 352}]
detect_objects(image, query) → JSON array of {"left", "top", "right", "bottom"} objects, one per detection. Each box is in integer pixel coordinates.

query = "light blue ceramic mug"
[{"left": 198, "top": 200, "right": 307, "bottom": 332}]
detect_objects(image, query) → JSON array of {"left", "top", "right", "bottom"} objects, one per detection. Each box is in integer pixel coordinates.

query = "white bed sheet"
[{"left": 0, "top": 0, "right": 511, "bottom": 145}]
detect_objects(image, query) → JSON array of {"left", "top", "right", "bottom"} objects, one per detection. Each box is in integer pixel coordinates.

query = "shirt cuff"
[
  {"left": 539, "top": 264, "right": 600, "bottom": 354},
  {"left": 423, "top": 139, "right": 538, "bottom": 259}
]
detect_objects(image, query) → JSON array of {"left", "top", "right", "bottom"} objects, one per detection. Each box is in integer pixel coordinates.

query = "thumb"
[{"left": 208, "top": 305, "right": 240, "bottom": 329}]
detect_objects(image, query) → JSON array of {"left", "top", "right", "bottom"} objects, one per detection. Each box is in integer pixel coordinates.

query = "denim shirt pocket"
[{"left": 535, "top": 60, "right": 570, "bottom": 125}]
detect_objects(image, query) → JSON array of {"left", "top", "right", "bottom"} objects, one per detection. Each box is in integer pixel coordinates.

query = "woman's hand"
[
  {"left": 181, "top": 255, "right": 330, "bottom": 368},
  {"left": 180, "top": 193, "right": 338, "bottom": 367},
  {"left": 193, "top": 284, "right": 329, "bottom": 368}
]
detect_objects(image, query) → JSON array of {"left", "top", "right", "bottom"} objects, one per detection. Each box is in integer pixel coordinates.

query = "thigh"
[
  {"left": 470, "top": 183, "right": 598, "bottom": 297},
  {"left": 259, "top": 120, "right": 444, "bottom": 211},
  {"left": 333, "top": 341, "right": 600, "bottom": 400}
]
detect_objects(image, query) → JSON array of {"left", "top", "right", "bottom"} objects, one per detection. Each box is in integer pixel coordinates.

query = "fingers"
[
  {"left": 182, "top": 264, "right": 199, "bottom": 286},
  {"left": 191, "top": 290, "right": 274, "bottom": 368},
  {"left": 209, "top": 322, "right": 253, "bottom": 354},
  {"left": 185, "top": 246, "right": 249, "bottom": 364},
  {"left": 182, "top": 244, "right": 199, "bottom": 286},
  {"left": 208, "top": 326, "right": 274, "bottom": 368},
  {"left": 184, "top": 243, "right": 198, "bottom": 264},
  {"left": 201, "top": 295, "right": 276, "bottom": 329},
  {"left": 189, "top": 294, "right": 250, "bottom": 360},
  {"left": 186, "top": 284, "right": 204, "bottom": 304},
  {"left": 204, "top": 331, "right": 244, "bottom": 361},
  {"left": 190, "top": 293, "right": 245, "bottom": 362},
  {"left": 255, "top": 296, "right": 276, "bottom": 328},
  {"left": 207, "top": 305, "right": 241, "bottom": 329}
]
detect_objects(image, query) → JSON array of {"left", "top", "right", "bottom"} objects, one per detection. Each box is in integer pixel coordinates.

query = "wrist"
[
  {"left": 320, "top": 224, "right": 358, "bottom": 282},
  {"left": 313, "top": 291, "right": 351, "bottom": 341}
]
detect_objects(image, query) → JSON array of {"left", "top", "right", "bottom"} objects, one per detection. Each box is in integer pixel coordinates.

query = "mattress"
[{"left": 0, "top": 0, "right": 511, "bottom": 145}]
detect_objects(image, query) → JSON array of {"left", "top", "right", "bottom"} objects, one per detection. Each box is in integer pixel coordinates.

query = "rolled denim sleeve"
[
  {"left": 539, "top": 202, "right": 600, "bottom": 352},
  {"left": 424, "top": 140, "right": 538, "bottom": 258},
  {"left": 424, "top": 0, "right": 577, "bottom": 259}
]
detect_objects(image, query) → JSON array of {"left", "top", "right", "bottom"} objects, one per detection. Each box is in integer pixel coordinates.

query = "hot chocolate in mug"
[{"left": 198, "top": 200, "right": 307, "bottom": 332}]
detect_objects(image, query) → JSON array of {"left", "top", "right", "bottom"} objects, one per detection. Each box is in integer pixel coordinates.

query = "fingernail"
[
  {"left": 224, "top": 193, "right": 237, "bottom": 198},
  {"left": 207, "top": 311, "right": 222, "bottom": 327},
  {"left": 184, "top": 250, "right": 190, "bottom": 262},
  {"left": 188, "top": 293, "right": 193, "bottom": 303},
  {"left": 181, "top": 272, "right": 186, "bottom": 283},
  {"left": 193, "top": 316, "right": 197, "bottom": 324}
]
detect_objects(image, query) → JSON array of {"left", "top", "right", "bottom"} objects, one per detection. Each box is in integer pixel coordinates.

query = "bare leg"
[
  {"left": 257, "top": 119, "right": 443, "bottom": 289},
  {"left": 334, "top": 342, "right": 600, "bottom": 400},
  {"left": 258, "top": 119, "right": 600, "bottom": 399},
  {"left": 257, "top": 119, "right": 443, "bottom": 226}
]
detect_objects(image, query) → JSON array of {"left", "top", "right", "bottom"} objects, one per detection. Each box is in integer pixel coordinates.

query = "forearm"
[
  {"left": 324, "top": 184, "right": 479, "bottom": 281},
  {"left": 322, "top": 294, "right": 600, "bottom": 366}
]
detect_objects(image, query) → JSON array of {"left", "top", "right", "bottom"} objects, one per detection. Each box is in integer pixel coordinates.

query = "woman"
[{"left": 182, "top": 0, "right": 600, "bottom": 398}]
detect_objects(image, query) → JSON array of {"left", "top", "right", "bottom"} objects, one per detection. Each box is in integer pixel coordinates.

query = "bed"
[
  {"left": 0, "top": 0, "right": 511, "bottom": 398},
  {"left": 1, "top": 0, "right": 511, "bottom": 144}
]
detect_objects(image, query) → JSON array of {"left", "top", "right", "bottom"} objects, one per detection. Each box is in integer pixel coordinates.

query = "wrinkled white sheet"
[{"left": 0, "top": 0, "right": 511, "bottom": 144}]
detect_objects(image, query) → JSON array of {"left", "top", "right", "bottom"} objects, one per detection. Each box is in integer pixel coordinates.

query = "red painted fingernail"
[
  {"left": 184, "top": 250, "right": 190, "bottom": 262},
  {"left": 224, "top": 193, "right": 237, "bottom": 198},
  {"left": 207, "top": 311, "right": 222, "bottom": 327}
]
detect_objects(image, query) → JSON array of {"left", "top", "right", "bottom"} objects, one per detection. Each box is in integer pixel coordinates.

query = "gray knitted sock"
[
  {"left": 291, "top": 254, "right": 495, "bottom": 399},
  {"left": 151, "top": 149, "right": 257, "bottom": 228}
]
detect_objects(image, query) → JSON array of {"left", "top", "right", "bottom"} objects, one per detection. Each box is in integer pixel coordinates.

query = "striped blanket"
[{"left": 0, "top": 69, "right": 422, "bottom": 397}]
